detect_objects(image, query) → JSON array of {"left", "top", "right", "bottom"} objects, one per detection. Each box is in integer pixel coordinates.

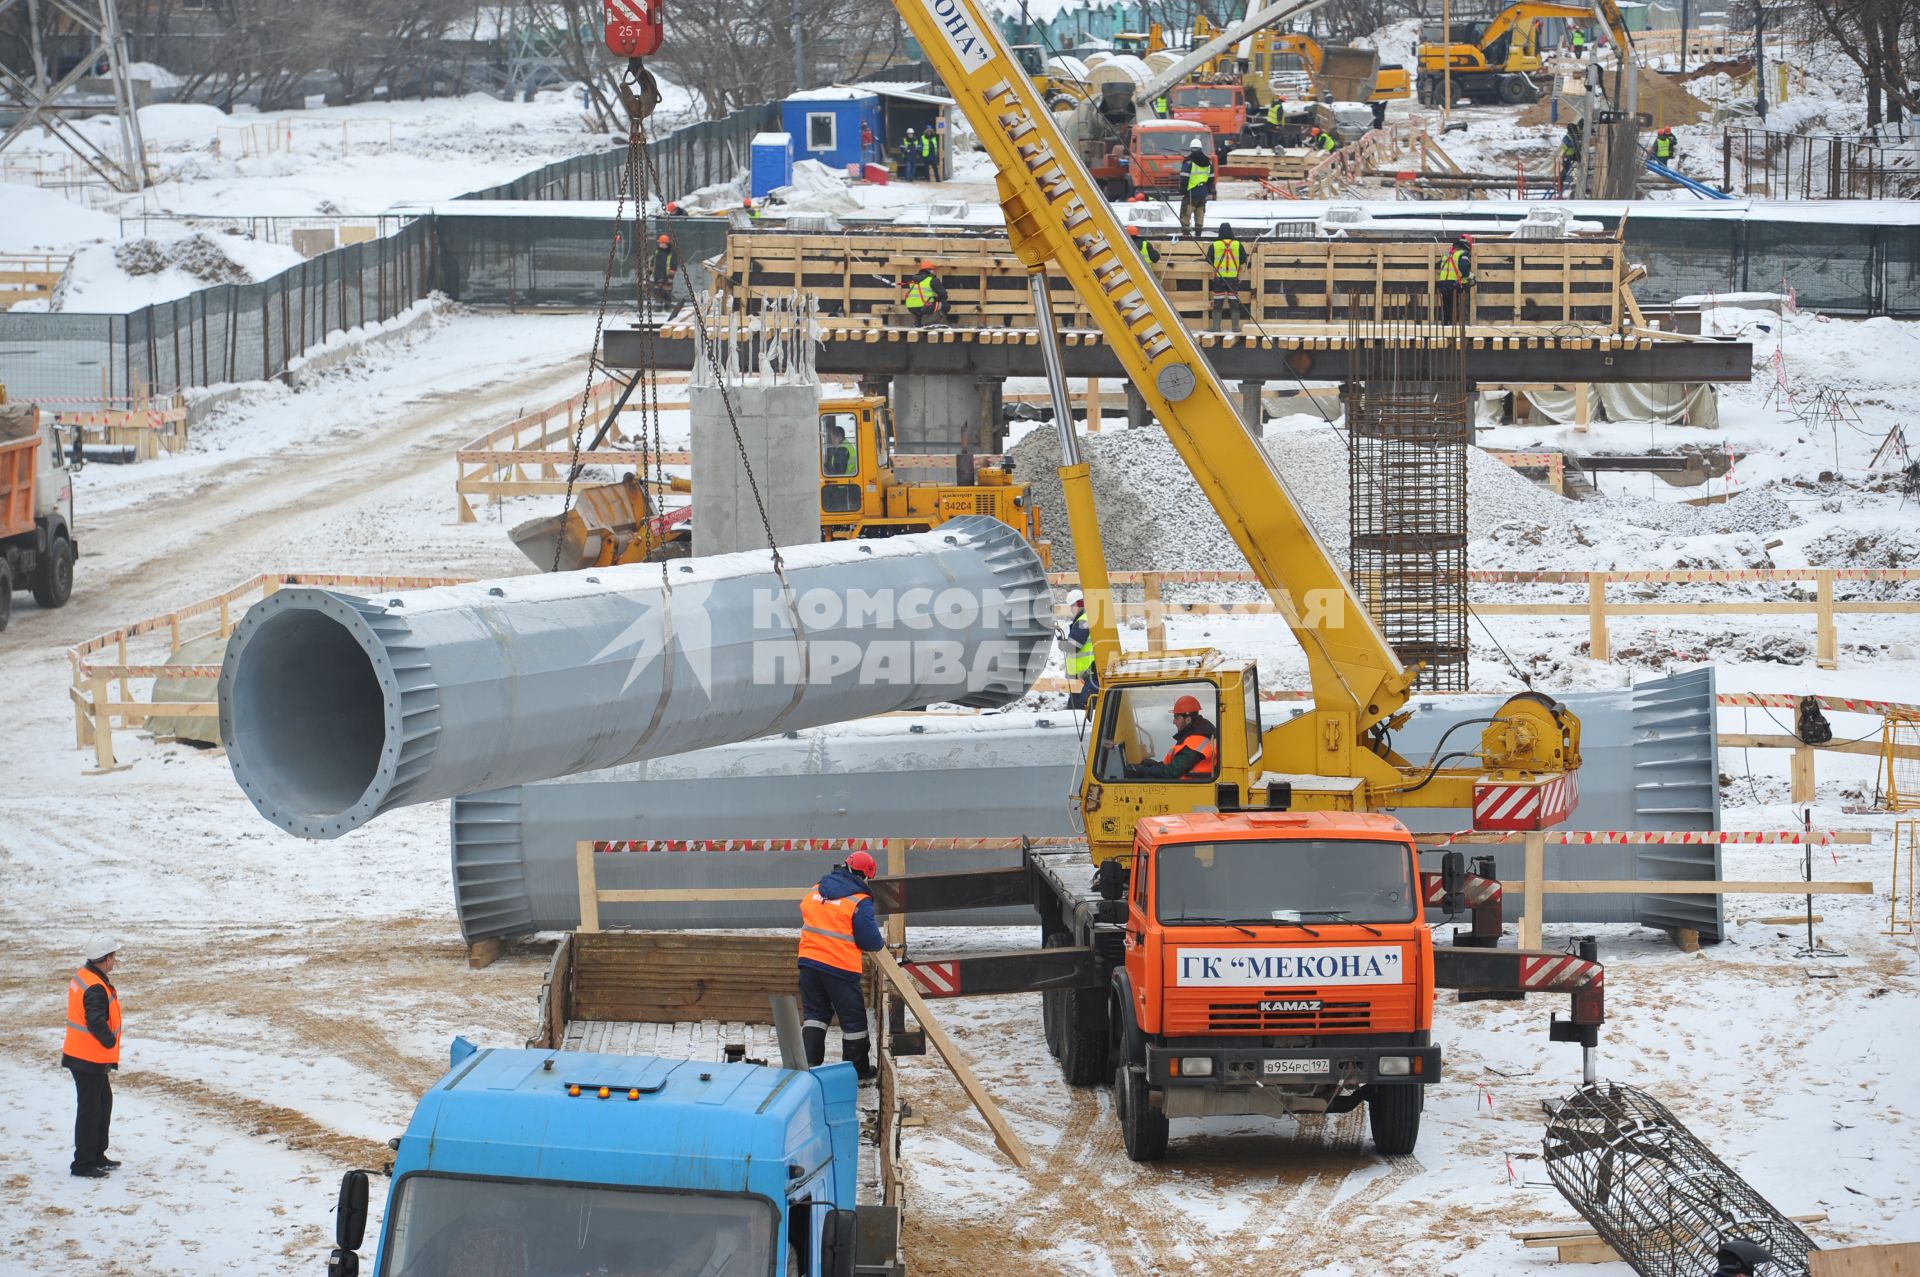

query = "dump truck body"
[{"left": 0, "top": 396, "right": 77, "bottom": 630}]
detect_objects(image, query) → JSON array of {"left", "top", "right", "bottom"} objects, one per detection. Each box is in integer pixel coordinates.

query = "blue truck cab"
[{"left": 329, "top": 1043, "right": 878, "bottom": 1277}]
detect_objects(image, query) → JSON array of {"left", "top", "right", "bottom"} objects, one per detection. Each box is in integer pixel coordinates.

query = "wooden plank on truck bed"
[{"left": 569, "top": 931, "right": 796, "bottom": 1025}]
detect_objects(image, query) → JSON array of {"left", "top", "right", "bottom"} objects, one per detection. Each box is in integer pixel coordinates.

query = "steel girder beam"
[{"left": 604, "top": 327, "right": 1755, "bottom": 385}]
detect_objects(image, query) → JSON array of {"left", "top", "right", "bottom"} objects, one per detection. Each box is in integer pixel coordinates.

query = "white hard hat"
[{"left": 82, "top": 936, "right": 122, "bottom": 963}]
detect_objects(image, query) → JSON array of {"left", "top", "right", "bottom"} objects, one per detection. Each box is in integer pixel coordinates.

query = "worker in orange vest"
[
  {"left": 798, "top": 851, "right": 887, "bottom": 1079},
  {"left": 1125, "top": 694, "right": 1219, "bottom": 779},
  {"left": 62, "top": 938, "right": 124, "bottom": 1178}
]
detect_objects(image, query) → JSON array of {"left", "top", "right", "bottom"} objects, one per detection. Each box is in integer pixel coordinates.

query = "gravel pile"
[{"left": 1014, "top": 418, "right": 1734, "bottom": 579}]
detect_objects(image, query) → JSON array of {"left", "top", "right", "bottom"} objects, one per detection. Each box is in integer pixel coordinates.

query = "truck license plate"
[{"left": 1264, "top": 1058, "right": 1328, "bottom": 1076}]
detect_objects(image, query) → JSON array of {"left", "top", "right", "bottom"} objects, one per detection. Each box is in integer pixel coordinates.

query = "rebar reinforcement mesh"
[
  {"left": 1543, "top": 1081, "right": 1818, "bottom": 1277},
  {"left": 1343, "top": 294, "right": 1469, "bottom": 691}
]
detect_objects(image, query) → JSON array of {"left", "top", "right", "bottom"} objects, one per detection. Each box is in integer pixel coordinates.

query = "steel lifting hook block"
[{"left": 619, "top": 60, "right": 660, "bottom": 124}]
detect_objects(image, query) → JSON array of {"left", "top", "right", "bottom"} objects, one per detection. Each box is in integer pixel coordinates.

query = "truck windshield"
[
  {"left": 1173, "top": 87, "right": 1239, "bottom": 108},
  {"left": 382, "top": 1174, "right": 778, "bottom": 1277},
  {"left": 1155, "top": 839, "right": 1417, "bottom": 925},
  {"left": 1137, "top": 132, "right": 1213, "bottom": 156}
]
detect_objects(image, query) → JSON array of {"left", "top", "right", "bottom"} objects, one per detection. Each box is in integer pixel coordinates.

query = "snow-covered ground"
[{"left": 1, "top": 294, "right": 1916, "bottom": 1273}]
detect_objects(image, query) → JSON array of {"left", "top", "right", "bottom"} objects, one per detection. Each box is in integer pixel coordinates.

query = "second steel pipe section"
[{"left": 218, "top": 517, "right": 1051, "bottom": 839}]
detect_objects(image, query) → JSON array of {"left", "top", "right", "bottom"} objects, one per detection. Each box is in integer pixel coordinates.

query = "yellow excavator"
[
  {"left": 889, "top": 0, "right": 1582, "bottom": 844},
  {"left": 513, "top": 394, "right": 1046, "bottom": 570},
  {"left": 1417, "top": 0, "right": 1634, "bottom": 105}
]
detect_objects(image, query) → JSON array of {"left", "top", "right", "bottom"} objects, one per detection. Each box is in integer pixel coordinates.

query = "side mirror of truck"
[
  {"left": 335, "top": 1169, "right": 369, "bottom": 1250},
  {"left": 820, "top": 1207, "right": 859, "bottom": 1277}
]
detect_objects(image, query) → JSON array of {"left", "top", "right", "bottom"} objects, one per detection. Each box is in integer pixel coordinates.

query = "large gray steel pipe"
[{"left": 219, "top": 517, "right": 1051, "bottom": 839}]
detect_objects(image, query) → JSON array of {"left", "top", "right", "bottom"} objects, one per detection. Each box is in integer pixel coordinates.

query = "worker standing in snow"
[
  {"left": 1177, "top": 143, "right": 1214, "bottom": 235},
  {"left": 798, "top": 852, "right": 886, "bottom": 1079},
  {"left": 918, "top": 128, "right": 940, "bottom": 180},
  {"left": 1648, "top": 126, "right": 1679, "bottom": 165},
  {"left": 650, "top": 233, "right": 677, "bottom": 307},
  {"left": 900, "top": 128, "right": 920, "bottom": 180},
  {"left": 62, "top": 938, "right": 123, "bottom": 1179}
]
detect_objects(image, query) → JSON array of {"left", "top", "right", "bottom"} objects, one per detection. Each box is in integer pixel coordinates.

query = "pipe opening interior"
[{"left": 230, "top": 607, "right": 386, "bottom": 824}]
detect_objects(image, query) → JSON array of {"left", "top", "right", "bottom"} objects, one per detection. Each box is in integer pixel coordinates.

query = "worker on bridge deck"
[
  {"left": 1208, "top": 223, "right": 1248, "bottom": 331},
  {"left": 902, "top": 260, "right": 949, "bottom": 325},
  {"left": 1125, "top": 694, "right": 1218, "bottom": 780},
  {"left": 1127, "top": 225, "right": 1160, "bottom": 265},
  {"left": 799, "top": 851, "right": 886, "bottom": 1080},
  {"left": 1177, "top": 144, "right": 1214, "bottom": 235},
  {"left": 1439, "top": 234, "right": 1473, "bottom": 324}
]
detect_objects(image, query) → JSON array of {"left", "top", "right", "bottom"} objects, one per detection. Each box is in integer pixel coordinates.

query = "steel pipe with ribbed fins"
[{"left": 218, "top": 517, "right": 1051, "bottom": 839}]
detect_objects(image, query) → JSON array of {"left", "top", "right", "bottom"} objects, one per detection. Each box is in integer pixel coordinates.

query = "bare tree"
[{"left": 1780, "top": 0, "right": 1917, "bottom": 129}]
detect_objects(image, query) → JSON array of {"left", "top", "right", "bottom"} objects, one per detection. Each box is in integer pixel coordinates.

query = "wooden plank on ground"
[{"left": 872, "top": 949, "right": 1030, "bottom": 1169}]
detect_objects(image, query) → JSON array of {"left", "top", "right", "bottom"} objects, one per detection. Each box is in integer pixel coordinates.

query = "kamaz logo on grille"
[{"left": 1258, "top": 999, "right": 1322, "bottom": 1013}]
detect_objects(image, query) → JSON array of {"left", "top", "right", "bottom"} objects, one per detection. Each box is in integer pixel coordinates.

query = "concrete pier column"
[
  {"left": 1125, "top": 381, "right": 1151, "bottom": 430},
  {"left": 691, "top": 383, "right": 820, "bottom": 556},
  {"left": 1239, "top": 379, "right": 1266, "bottom": 433}
]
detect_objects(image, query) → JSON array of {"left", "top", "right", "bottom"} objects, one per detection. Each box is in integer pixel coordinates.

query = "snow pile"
[
  {"left": 0, "top": 182, "right": 120, "bottom": 252},
  {"left": 136, "top": 102, "right": 230, "bottom": 146},
  {"left": 778, "top": 159, "right": 861, "bottom": 215},
  {"left": 48, "top": 231, "right": 304, "bottom": 312}
]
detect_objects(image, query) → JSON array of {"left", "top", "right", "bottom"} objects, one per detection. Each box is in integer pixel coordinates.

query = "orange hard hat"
[
  {"left": 657, "top": 233, "right": 670, "bottom": 245},
  {"left": 918, "top": 259, "right": 935, "bottom": 270},
  {"left": 665, "top": 201, "right": 679, "bottom": 213},
  {"left": 1173, "top": 694, "right": 1202, "bottom": 715},
  {"left": 1309, "top": 126, "right": 1321, "bottom": 135},
  {"left": 845, "top": 850, "right": 877, "bottom": 877},
  {"left": 1126, "top": 225, "right": 1141, "bottom": 237}
]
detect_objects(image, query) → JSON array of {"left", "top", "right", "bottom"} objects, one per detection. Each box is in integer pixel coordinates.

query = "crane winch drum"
[{"left": 218, "top": 517, "right": 1051, "bottom": 839}]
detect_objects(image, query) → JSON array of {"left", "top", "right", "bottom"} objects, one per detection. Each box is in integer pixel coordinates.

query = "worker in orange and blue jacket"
[
  {"left": 798, "top": 851, "right": 887, "bottom": 1079},
  {"left": 1124, "top": 694, "right": 1219, "bottom": 780},
  {"left": 63, "top": 938, "right": 124, "bottom": 1179}
]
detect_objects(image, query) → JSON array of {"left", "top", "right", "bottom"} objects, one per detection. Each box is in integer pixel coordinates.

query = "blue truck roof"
[{"left": 392, "top": 1047, "right": 859, "bottom": 1203}]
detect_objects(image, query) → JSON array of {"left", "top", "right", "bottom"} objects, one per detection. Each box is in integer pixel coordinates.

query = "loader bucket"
[{"left": 509, "top": 476, "right": 649, "bottom": 571}]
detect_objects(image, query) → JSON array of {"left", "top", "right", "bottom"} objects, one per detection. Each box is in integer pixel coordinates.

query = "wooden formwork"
[{"left": 717, "top": 230, "right": 1629, "bottom": 330}]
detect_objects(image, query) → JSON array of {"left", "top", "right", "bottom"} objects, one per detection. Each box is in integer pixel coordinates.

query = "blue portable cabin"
[
  {"left": 782, "top": 89, "right": 884, "bottom": 172},
  {"left": 369, "top": 1047, "right": 862, "bottom": 1276}
]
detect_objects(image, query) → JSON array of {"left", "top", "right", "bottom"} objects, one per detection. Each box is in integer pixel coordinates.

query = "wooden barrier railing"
[
  {"left": 719, "top": 227, "right": 1629, "bottom": 330},
  {"left": 57, "top": 387, "right": 189, "bottom": 460},
  {"left": 1045, "top": 566, "right": 1920, "bottom": 671},
  {"left": 67, "top": 571, "right": 469, "bottom": 772}
]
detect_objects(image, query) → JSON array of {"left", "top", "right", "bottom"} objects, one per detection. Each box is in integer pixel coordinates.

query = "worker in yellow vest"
[
  {"left": 1208, "top": 223, "right": 1248, "bottom": 331},
  {"left": 901, "top": 259, "right": 949, "bottom": 325},
  {"left": 1176, "top": 144, "right": 1214, "bottom": 235},
  {"left": 798, "top": 852, "right": 886, "bottom": 1078},
  {"left": 1063, "top": 595, "right": 1097, "bottom": 709},
  {"left": 62, "top": 938, "right": 123, "bottom": 1178},
  {"left": 1439, "top": 235, "right": 1473, "bottom": 323},
  {"left": 1127, "top": 225, "right": 1160, "bottom": 265},
  {"left": 1648, "top": 127, "right": 1679, "bottom": 165}
]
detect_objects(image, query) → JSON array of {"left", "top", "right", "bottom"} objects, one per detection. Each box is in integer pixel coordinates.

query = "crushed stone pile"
[
  {"left": 1012, "top": 418, "right": 1792, "bottom": 585},
  {"left": 112, "top": 233, "right": 258, "bottom": 285}
]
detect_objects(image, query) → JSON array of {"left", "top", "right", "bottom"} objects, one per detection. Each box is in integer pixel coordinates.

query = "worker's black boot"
[
  {"left": 843, "top": 1035, "right": 874, "bottom": 1081},
  {"left": 802, "top": 1026, "right": 828, "bottom": 1068}
]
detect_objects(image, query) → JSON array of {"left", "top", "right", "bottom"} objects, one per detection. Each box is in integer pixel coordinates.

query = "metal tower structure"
[{"left": 0, "top": 0, "right": 150, "bottom": 191}]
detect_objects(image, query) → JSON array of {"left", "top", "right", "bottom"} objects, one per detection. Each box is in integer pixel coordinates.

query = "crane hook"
[{"left": 619, "top": 58, "right": 660, "bottom": 124}]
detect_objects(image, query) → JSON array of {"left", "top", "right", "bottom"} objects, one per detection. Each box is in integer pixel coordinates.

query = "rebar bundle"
[
  {"left": 1343, "top": 294, "right": 1469, "bottom": 691},
  {"left": 1543, "top": 1081, "right": 1818, "bottom": 1277}
]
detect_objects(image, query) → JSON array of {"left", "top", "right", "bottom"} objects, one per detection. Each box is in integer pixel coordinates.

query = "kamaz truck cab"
[
  {"left": 1111, "top": 809, "right": 1436, "bottom": 1160},
  {"left": 330, "top": 1044, "right": 883, "bottom": 1277}
]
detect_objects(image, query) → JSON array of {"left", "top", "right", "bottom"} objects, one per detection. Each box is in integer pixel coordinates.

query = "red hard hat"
[
  {"left": 665, "top": 201, "right": 679, "bottom": 213},
  {"left": 845, "top": 850, "right": 877, "bottom": 877},
  {"left": 657, "top": 234, "right": 670, "bottom": 245},
  {"left": 1173, "top": 694, "right": 1202, "bottom": 715}
]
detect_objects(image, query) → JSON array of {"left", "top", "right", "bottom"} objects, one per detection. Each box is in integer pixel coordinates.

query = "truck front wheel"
[
  {"left": 1368, "top": 1084, "right": 1424, "bottom": 1155},
  {"left": 1115, "top": 1062, "right": 1169, "bottom": 1161},
  {"left": 32, "top": 534, "right": 73, "bottom": 608}
]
